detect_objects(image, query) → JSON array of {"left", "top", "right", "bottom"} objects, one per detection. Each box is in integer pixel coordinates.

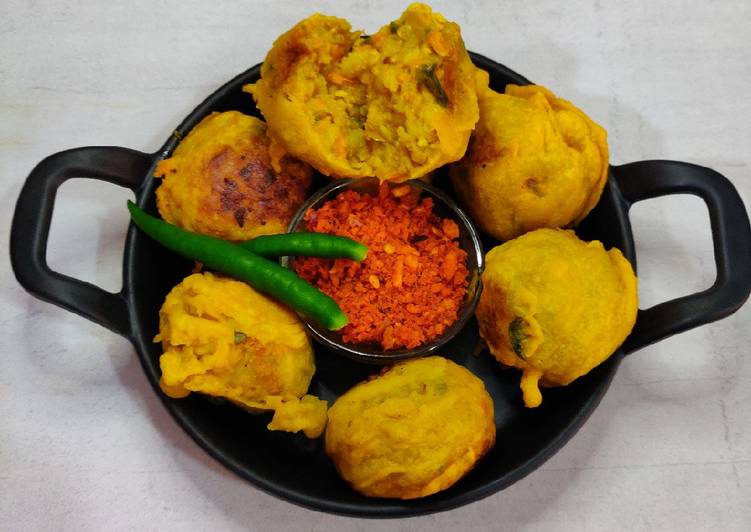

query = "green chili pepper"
[
  {"left": 126, "top": 201, "right": 348, "bottom": 330},
  {"left": 508, "top": 317, "right": 526, "bottom": 359},
  {"left": 418, "top": 64, "right": 449, "bottom": 107},
  {"left": 240, "top": 232, "right": 367, "bottom": 261}
]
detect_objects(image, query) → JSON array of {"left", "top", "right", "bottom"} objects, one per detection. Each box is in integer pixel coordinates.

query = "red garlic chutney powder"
[{"left": 293, "top": 183, "right": 468, "bottom": 350}]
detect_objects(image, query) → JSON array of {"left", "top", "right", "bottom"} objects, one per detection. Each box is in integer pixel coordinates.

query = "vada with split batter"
[
  {"left": 155, "top": 111, "right": 312, "bottom": 241},
  {"left": 325, "top": 356, "right": 495, "bottom": 499},
  {"left": 247, "top": 3, "right": 479, "bottom": 182},
  {"left": 157, "top": 272, "right": 327, "bottom": 438}
]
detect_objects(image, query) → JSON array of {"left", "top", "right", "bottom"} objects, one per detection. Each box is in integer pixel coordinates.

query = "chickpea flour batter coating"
[
  {"left": 157, "top": 272, "right": 327, "bottom": 438},
  {"left": 476, "top": 229, "right": 638, "bottom": 408},
  {"left": 325, "top": 356, "right": 495, "bottom": 499},
  {"left": 155, "top": 111, "right": 312, "bottom": 241},
  {"left": 246, "top": 3, "right": 479, "bottom": 182},
  {"left": 451, "top": 75, "right": 609, "bottom": 241}
]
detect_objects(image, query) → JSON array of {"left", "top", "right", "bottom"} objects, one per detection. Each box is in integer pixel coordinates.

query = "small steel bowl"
[{"left": 282, "top": 177, "right": 484, "bottom": 364}]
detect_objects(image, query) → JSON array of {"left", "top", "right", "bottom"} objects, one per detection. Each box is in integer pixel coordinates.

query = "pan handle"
[
  {"left": 612, "top": 160, "right": 751, "bottom": 354},
  {"left": 10, "top": 147, "right": 155, "bottom": 338}
]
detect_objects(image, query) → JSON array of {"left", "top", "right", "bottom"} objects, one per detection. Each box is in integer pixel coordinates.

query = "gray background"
[{"left": 1, "top": 0, "right": 749, "bottom": 530}]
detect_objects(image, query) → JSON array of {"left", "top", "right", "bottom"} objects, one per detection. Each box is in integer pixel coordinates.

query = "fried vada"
[
  {"left": 155, "top": 111, "right": 312, "bottom": 241},
  {"left": 325, "top": 356, "right": 495, "bottom": 499},
  {"left": 476, "top": 229, "right": 638, "bottom": 408},
  {"left": 246, "top": 3, "right": 479, "bottom": 182},
  {"left": 450, "top": 79, "right": 608, "bottom": 241},
  {"left": 157, "top": 272, "right": 327, "bottom": 438}
]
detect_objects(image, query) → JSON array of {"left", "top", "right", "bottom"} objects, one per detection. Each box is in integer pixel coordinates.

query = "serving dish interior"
[{"left": 124, "top": 53, "right": 636, "bottom": 516}]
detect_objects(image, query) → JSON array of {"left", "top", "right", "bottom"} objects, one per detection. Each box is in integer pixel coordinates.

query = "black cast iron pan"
[{"left": 10, "top": 54, "right": 751, "bottom": 517}]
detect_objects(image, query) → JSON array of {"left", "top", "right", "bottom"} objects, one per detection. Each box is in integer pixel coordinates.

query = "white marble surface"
[{"left": 2, "top": 0, "right": 750, "bottom": 530}]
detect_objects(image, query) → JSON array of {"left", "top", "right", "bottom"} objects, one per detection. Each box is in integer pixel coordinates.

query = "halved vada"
[{"left": 247, "top": 3, "right": 479, "bottom": 182}]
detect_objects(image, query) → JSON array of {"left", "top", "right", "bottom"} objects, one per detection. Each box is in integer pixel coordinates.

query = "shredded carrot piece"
[{"left": 294, "top": 183, "right": 468, "bottom": 350}]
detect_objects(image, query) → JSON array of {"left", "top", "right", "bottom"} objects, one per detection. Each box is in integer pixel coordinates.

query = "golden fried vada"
[
  {"left": 450, "top": 81, "right": 608, "bottom": 241},
  {"left": 325, "top": 356, "right": 495, "bottom": 499},
  {"left": 155, "top": 111, "right": 312, "bottom": 241},
  {"left": 157, "top": 272, "right": 327, "bottom": 438},
  {"left": 246, "top": 3, "right": 479, "bottom": 182},
  {"left": 476, "top": 229, "right": 638, "bottom": 408}
]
